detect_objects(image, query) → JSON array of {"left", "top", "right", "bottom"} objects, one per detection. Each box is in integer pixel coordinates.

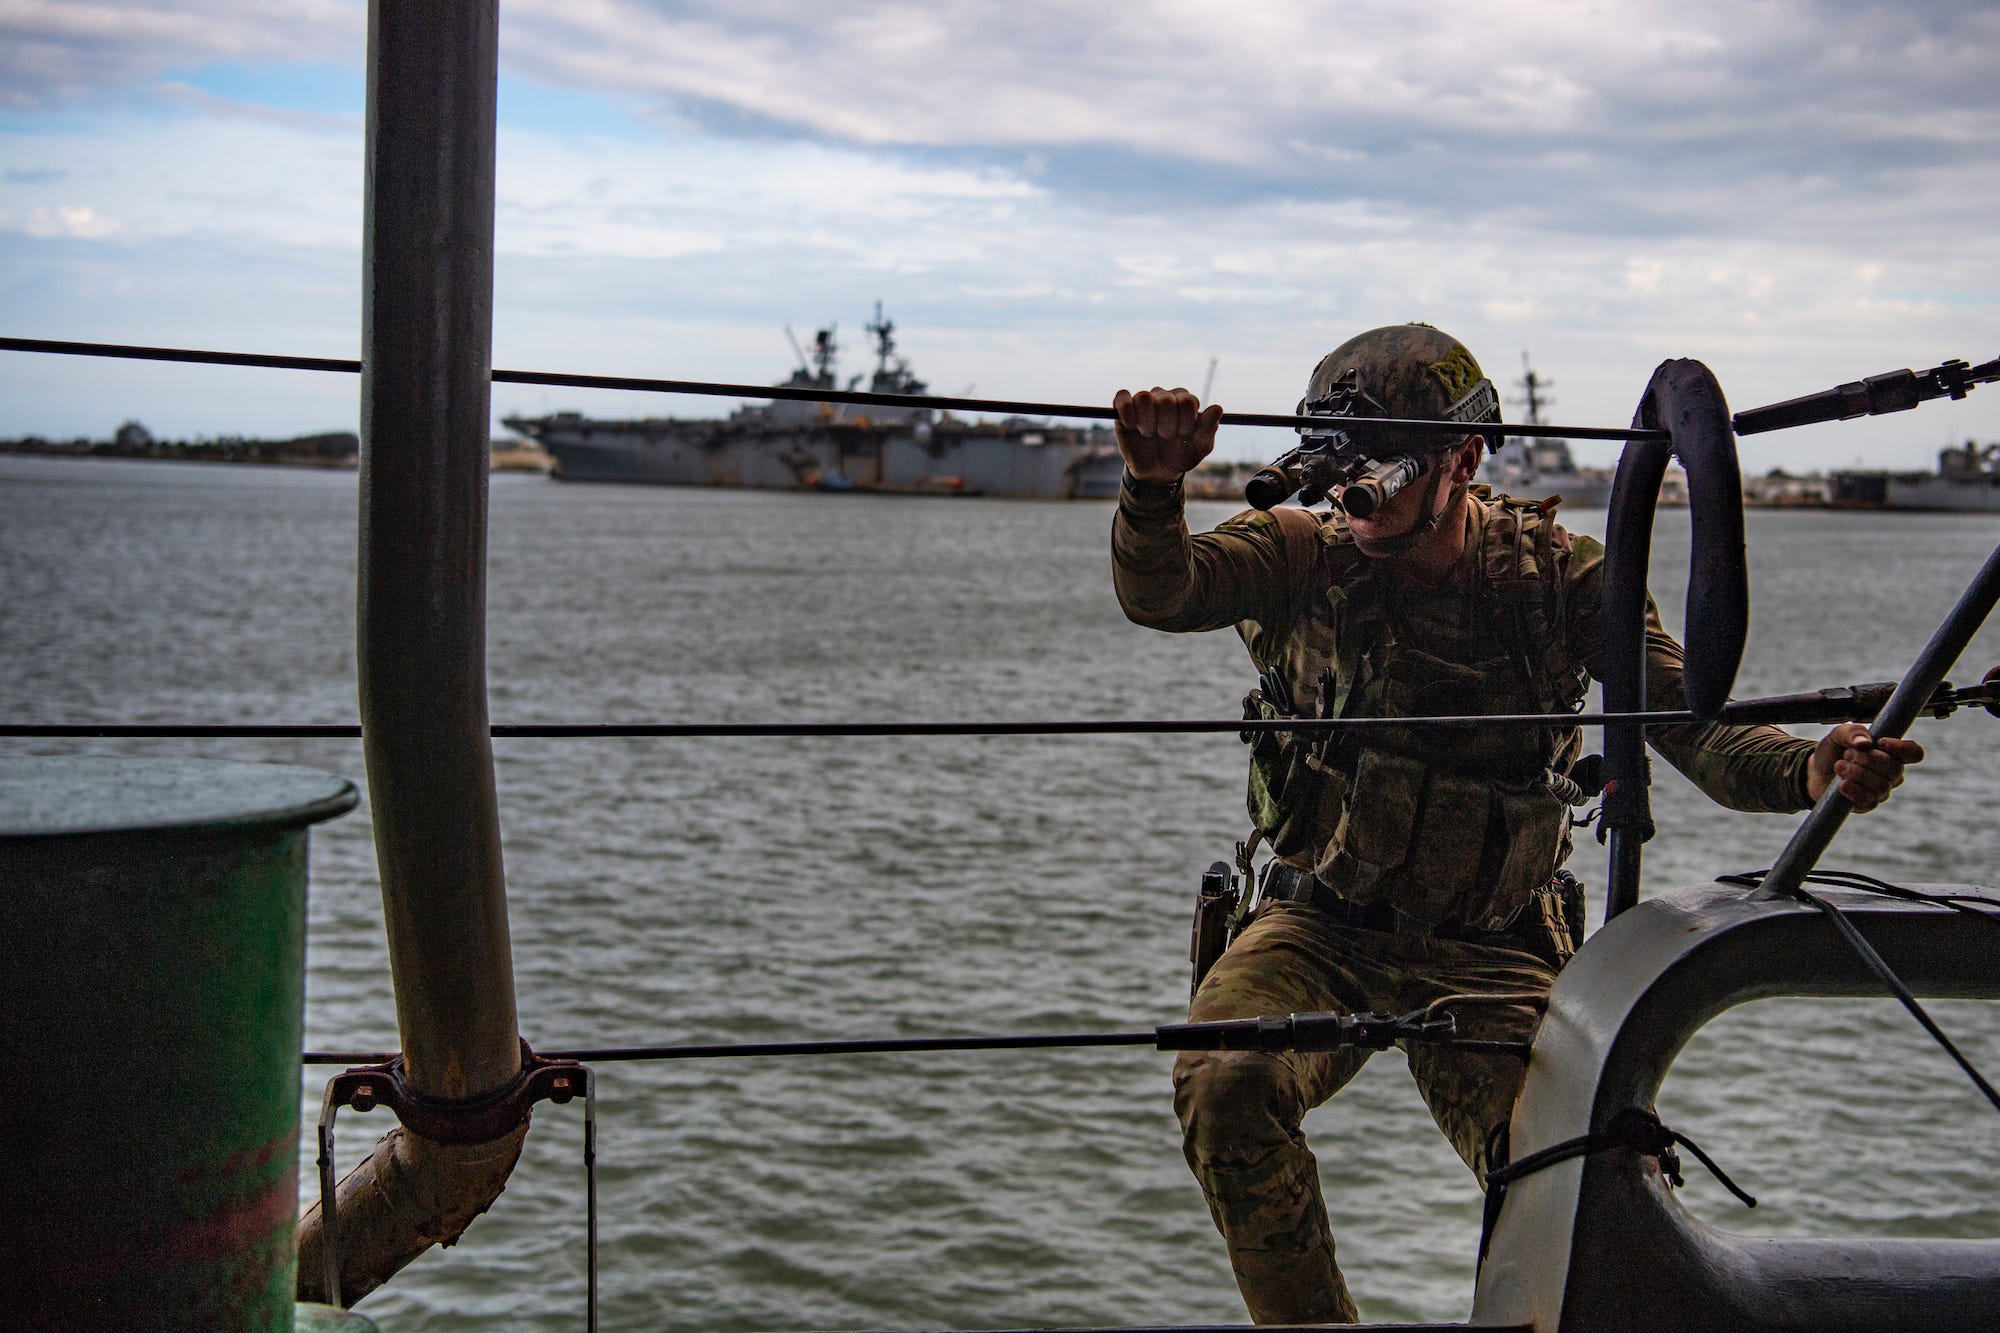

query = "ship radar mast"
[
  {"left": 863, "top": 300, "right": 928, "bottom": 397},
  {"left": 1513, "top": 351, "right": 1554, "bottom": 429},
  {"left": 1496, "top": 353, "right": 1575, "bottom": 489},
  {"left": 811, "top": 324, "right": 839, "bottom": 388},
  {"left": 867, "top": 300, "right": 896, "bottom": 378}
]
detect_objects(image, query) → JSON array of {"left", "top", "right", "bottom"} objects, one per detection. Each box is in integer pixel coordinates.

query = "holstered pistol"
[{"left": 1190, "top": 860, "right": 1242, "bottom": 998}]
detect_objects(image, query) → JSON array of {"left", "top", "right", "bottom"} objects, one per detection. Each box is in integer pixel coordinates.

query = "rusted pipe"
[
  {"left": 295, "top": 1126, "right": 528, "bottom": 1307},
  {"left": 295, "top": 0, "right": 523, "bottom": 1303}
]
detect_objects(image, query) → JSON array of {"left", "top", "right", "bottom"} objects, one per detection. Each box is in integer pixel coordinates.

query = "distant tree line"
[{"left": 0, "top": 421, "right": 360, "bottom": 466}]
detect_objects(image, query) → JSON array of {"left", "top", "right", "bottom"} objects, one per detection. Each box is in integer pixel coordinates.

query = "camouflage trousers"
[{"left": 1173, "top": 898, "right": 1559, "bottom": 1325}]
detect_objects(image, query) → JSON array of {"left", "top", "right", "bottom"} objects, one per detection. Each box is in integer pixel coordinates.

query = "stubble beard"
[{"left": 1349, "top": 480, "right": 1469, "bottom": 562}]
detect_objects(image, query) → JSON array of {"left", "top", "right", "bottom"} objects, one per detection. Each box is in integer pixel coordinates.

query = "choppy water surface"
[{"left": 3, "top": 453, "right": 1998, "bottom": 1330}]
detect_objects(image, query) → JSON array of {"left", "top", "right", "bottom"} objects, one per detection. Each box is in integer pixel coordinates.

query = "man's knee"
[{"left": 1173, "top": 1049, "right": 1301, "bottom": 1158}]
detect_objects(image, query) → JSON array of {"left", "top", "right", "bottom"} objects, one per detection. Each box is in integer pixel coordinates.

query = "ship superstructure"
[
  {"left": 1489, "top": 355, "right": 1616, "bottom": 507},
  {"left": 504, "top": 303, "right": 1124, "bottom": 499}
]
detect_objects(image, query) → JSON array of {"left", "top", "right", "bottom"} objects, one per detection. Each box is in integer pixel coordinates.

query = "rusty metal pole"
[
  {"left": 354, "top": 0, "right": 516, "bottom": 1105},
  {"left": 296, "top": 0, "right": 527, "bottom": 1304}
]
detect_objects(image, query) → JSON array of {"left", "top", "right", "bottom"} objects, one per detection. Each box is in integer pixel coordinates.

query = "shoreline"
[{"left": 0, "top": 436, "right": 552, "bottom": 473}]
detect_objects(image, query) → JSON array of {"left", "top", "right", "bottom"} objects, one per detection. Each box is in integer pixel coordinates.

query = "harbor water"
[{"left": 3, "top": 452, "right": 1998, "bottom": 1330}]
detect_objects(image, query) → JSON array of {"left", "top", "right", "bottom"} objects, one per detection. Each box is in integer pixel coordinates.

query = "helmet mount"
[{"left": 1245, "top": 323, "right": 1499, "bottom": 514}]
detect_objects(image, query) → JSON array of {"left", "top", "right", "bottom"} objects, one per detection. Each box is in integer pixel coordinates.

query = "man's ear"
[{"left": 1454, "top": 437, "right": 1484, "bottom": 482}]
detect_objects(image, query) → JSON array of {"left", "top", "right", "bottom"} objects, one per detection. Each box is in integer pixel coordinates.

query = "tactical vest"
[{"left": 1239, "top": 488, "right": 1590, "bottom": 933}]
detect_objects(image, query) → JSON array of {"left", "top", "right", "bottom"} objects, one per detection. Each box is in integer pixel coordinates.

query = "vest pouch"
[
  {"left": 1471, "top": 782, "right": 1572, "bottom": 932},
  {"left": 1499, "top": 877, "right": 1582, "bottom": 970},
  {"left": 1243, "top": 690, "right": 1346, "bottom": 862},
  {"left": 1397, "top": 767, "right": 1493, "bottom": 929},
  {"left": 1316, "top": 746, "right": 1429, "bottom": 910},
  {"left": 1377, "top": 642, "right": 1568, "bottom": 776}
]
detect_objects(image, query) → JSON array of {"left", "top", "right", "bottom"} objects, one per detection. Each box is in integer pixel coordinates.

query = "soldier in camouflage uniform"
[{"left": 1110, "top": 324, "right": 1923, "bottom": 1325}]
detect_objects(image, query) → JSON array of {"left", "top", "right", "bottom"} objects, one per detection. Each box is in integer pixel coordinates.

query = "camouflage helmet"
[{"left": 1301, "top": 323, "right": 1501, "bottom": 453}]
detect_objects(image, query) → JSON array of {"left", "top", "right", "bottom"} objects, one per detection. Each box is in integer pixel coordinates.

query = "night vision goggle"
[{"left": 1244, "top": 369, "right": 1501, "bottom": 514}]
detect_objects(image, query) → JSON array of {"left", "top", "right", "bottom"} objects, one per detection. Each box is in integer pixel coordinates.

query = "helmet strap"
[{"left": 1412, "top": 464, "right": 1454, "bottom": 535}]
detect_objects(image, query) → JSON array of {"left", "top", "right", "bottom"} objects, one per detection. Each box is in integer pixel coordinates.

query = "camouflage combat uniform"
[{"left": 1113, "top": 478, "right": 1814, "bottom": 1324}]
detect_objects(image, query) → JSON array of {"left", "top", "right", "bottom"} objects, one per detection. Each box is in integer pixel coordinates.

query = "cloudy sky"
[{"left": 1, "top": 0, "right": 1995, "bottom": 469}]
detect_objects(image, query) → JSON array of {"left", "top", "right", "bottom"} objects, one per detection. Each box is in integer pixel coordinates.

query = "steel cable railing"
[
  {"left": 0, "top": 334, "right": 1666, "bottom": 443},
  {"left": 8, "top": 676, "right": 1995, "bottom": 741},
  {"left": 0, "top": 709, "right": 1760, "bottom": 740}
]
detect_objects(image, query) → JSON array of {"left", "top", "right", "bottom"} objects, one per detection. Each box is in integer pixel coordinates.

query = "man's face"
[{"left": 1346, "top": 437, "right": 1482, "bottom": 557}]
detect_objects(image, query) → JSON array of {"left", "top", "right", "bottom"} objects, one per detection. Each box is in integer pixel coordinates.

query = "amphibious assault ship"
[{"left": 503, "top": 305, "right": 1125, "bottom": 499}]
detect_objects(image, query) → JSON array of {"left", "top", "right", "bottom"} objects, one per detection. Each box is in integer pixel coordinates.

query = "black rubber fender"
[
  {"left": 1601, "top": 359, "right": 1748, "bottom": 722},
  {"left": 1599, "top": 359, "right": 1747, "bottom": 920}
]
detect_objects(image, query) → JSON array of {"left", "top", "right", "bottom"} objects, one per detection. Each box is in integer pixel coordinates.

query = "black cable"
[
  {"left": 550, "top": 1032, "right": 1160, "bottom": 1060},
  {"left": 22, "top": 676, "right": 1967, "bottom": 740},
  {"left": 0, "top": 699, "right": 1905, "bottom": 741},
  {"left": 0, "top": 711, "right": 1656, "bottom": 740},
  {"left": 1485, "top": 1111, "right": 1753, "bottom": 1206},
  {"left": 1721, "top": 869, "right": 2000, "bottom": 1118},
  {"left": 304, "top": 1032, "right": 1149, "bottom": 1066},
  {"left": 0, "top": 336, "right": 359, "bottom": 374},
  {"left": 1478, "top": 1106, "right": 1753, "bottom": 1265},
  {"left": 1669, "top": 1131, "right": 1759, "bottom": 1209},
  {"left": 1780, "top": 868, "right": 2000, "bottom": 924},
  {"left": 303, "top": 1009, "right": 1524, "bottom": 1067},
  {"left": 0, "top": 335, "right": 1668, "bottom": 443},
  {"left": 1720, "top": 868, "right": 2000, "bottom": 927},
  {"left": 1795, "top": 886, "right": 2000, "bottom": 1117}
]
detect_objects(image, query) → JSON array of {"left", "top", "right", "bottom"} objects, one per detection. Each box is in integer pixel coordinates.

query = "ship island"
[{"left": 503, "top": 304, "right": 1127, "bottom": 500}]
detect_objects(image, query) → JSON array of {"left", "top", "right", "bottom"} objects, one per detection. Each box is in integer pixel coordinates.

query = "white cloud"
[
  {"left": 152, "top": 79, "right": 360, "bottom": 131},
  {"left": 0, "top": 0, "right": 364, "bottom": 109},
  {"left": 1624, "top": 260, "right": 1664, "bottom": 296},
  {"left": 491, "top": 2, "right": 1999, "bottom": 169},
  {"left": 0, "top": 1, "right": 1994, "bottom": 469},
  {"left": 16, "top": 204, "right": 121, "bottom": 238},
  {"left": 0, "top": 118, "right": 360, "bottom": 249}
]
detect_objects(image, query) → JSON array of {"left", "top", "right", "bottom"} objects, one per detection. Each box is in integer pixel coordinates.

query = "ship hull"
[
  {"left": 1490, "top": 473, "right": 1614, "bottom": 508},
  {"left": 1531, "top": 476, "right": 1614, "bottom": 508},
  {"left": 1884, "top": 475, "right": 2000, "bottom": 512},
  {"left": 506, "top": 415, "right": 1124, "bottom": 500},
  {"left": 1832, "top": 470, "right": 2000, "bottom": 512}
]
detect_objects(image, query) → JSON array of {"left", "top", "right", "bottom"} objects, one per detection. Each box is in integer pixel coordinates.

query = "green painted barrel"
[{"left": 0, "top": 757, "right": 358, "bottom": 1331}]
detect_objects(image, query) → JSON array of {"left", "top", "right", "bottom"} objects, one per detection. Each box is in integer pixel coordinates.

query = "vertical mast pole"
[
  {"left": 297, "top": 0, "right": 527, "bottom": 1304},
  {"left": 357, "top": 0, "right": 519, "bottom": 1101}
]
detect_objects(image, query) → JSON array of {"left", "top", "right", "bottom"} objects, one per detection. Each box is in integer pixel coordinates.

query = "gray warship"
[
  {"left": 1831, "top": 440, "right": 2000, "bottom": 512},
  {"left": 503, "top": 304, "right": 1125, "bottom": 499},
  {"left": 1489, "top": 355, "right": 1616, "bottom": 507}
]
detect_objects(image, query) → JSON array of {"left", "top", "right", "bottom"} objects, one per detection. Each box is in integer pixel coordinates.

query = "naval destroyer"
[
  {"left": 1488, "top": 354, "right": 1616, "bottom": 507},
  {"left": 503, "top": 305, "right": 1125, "bottom": 499}
]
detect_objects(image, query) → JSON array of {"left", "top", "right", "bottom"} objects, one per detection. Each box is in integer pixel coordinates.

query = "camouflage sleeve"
[
  {"left": 1567, "top": 531, "right": 1814, "bottom": 813},
  {"left": 1110, "top": 475, "right": 1315, "bottom": 633}
]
